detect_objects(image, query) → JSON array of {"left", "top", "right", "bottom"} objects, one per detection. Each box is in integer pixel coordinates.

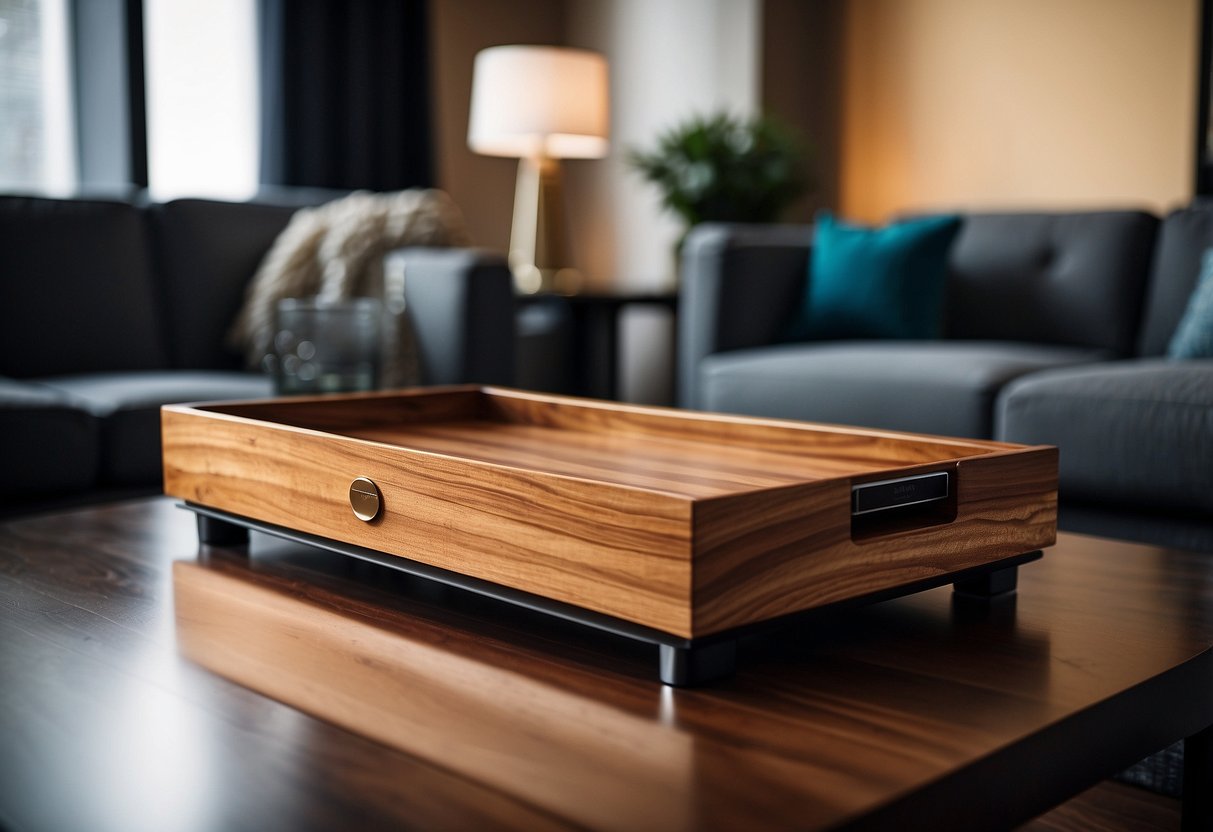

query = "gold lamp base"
[{"left": 509, "top": 156, "right": 583, "bottom": 295}]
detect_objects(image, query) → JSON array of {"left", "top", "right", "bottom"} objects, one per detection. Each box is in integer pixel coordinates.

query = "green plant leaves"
[{"left": 626, "top": 112, "right": 812, "bottom": 228}]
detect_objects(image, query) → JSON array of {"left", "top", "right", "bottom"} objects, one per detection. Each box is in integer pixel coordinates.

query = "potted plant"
[{"left": 627, "top": 112, "right": 811, "bottom": 252}]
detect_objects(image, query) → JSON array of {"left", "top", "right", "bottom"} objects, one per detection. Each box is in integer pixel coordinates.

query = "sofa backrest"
[
  {"left": 944, "top": 211, "right": 1158, "bottom": 355},
  {"left": 0, "top": 195, "right": 169, "bottom": 378},
  {"left": 150, "top": 198, "right": 300, "bottom": 369},
  {"left": 1137, "top": 206, "right": 1213, "bottom": 357}
]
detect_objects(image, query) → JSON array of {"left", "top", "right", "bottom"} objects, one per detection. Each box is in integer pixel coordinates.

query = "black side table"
[{"left": 516, "top": 292, "right": 677, "bottom": 400}]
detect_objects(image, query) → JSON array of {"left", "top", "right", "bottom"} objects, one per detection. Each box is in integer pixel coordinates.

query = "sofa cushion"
[
  {"left": 945, "top": 211, "right": 1157, "bottom": 355},
  {"left": 0, "top": 196, "right": 168, "bottom": 377},
  {"left": 699, "top": 341, "right": 1108, "bottom": 438},
  {"left": 1168, "top": 249, "right": 1213, "bottom": 358},
  {"left": 997, "top": 360, "right": 1213, "bottom": 512},
  {"left": 786, "top": 213, "right": 961, "bottom": 341},
  {"left": 150, "top": 199, "right": 301, "bottom": 370},
  {"left": 0, "top": 378, "right": 98, "bottom": 498},
  {"left": 1141, "top": 207, "right": 1213, "bottom": 356},
  {"left": 40, "top": 372, "right": 274, "bottom": 486}
]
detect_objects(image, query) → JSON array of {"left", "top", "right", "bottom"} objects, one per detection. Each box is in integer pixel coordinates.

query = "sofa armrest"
[
  {"left": 386, "top": 248, "right": 516, "bottom": 386},
  {"left": 678, "top": 223, "right": 812, "bottom": 408}
]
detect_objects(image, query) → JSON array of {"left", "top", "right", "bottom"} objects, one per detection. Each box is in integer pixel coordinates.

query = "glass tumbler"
[{"left": 271, "top": 298, "right": 383, "bottom": 395}]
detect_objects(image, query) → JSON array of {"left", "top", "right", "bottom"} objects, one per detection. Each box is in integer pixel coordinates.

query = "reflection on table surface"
[{"left": 174, "top": 531, "right": 1062, "bottom": 832}]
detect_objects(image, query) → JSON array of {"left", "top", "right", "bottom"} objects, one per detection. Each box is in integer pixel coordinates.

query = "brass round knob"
[{"left": 349, "top": 477, "right": 381, "bottom": 521}]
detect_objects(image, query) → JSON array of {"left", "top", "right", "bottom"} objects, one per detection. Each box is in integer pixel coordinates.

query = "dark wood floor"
[{"left": 1022, "top": 781, "right": 1180, "bottom": 831}]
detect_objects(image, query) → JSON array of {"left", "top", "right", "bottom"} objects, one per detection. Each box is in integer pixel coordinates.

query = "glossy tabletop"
[{"left": 1, "top": 498, "right": 1211, "bottom": 831}]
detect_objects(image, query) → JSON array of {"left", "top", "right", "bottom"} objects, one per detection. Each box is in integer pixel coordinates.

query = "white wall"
[
  {"left": 565, "top": 0, "right": 761, "bottom": 291},
  {"left": 564, "top": 0, "right": 762, "bottom": 402}
]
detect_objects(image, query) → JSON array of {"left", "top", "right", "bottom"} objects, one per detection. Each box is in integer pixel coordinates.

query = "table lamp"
[{"left": 468, "top": 45, "right": 609, "bottom": 294}]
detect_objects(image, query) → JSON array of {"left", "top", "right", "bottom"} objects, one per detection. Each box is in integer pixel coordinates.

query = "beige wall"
[
  {"left": 840, "top": 0, "right": 1199, "bottom": 222},
  {"left": 761, "top": 0, "right": 845, "bottom": 222},
  {"left": 429, "top": 0, "right": 566, "bottom": 250}
]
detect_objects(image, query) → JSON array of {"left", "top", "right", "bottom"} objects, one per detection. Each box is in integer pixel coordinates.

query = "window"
[
  {"left": 0, "top": 0, "right": 75, "bottom": 193},
  {"left": 144, "top": 0, "right": 258, "bottom": 200}
]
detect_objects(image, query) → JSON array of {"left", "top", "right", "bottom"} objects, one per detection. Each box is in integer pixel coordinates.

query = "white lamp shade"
[{"left": 468, "top": 45, "right": 609, "bottom": 160}]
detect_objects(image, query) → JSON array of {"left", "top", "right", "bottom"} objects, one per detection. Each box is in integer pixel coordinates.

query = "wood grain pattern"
[
  {"left": 481, "top": 386, "right": 1014, "bottom": 463},
  {"left": 0, "top": 499, "right": 1210, "bottom": 831},
  {"left": 341, "top": 420, "right": 885, "bottom": 494},
  {"left": 199, "top": 385, "right": 486, "bottom": 432},
  {"left": 692, "top": 447, "right": 1058, "bottom": 635},
  {"left": 0, "top": 500, "right": 570, "bottom": 832},
  {"left": 162, "top": 386, "right": 1058, "bottom": 638},
  {"left": 175, "top": 559, "right": 698, "bottom": 832},
  {"left": 162, "top": 404, "right": 696, "bottom": 636}
]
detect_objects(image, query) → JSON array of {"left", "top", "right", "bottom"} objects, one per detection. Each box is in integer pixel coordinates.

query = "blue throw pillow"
[
  {"left": 1168, "top": 248, "right": 1213, "bottom": 359},
  {"left": 786, "top": 213, "right": 962, "bottom": 341}
]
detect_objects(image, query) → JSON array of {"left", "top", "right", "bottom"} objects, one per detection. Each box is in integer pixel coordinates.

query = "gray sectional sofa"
[
  {"left": 0, "top": 193, "right": 514, "bottom": 517},
  {"left": 679, "top": 209, "right": 1213, "bottom": 552}
]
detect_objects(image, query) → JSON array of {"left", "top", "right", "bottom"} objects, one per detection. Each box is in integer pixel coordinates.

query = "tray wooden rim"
[
  {"left": 164, "top": 383, "right": 1023, "bottom": 451},
  {"left": 162, "top": 385, "right": 1041, "bottom": 501},
  {"left": 162, "top": 385, "right": 1058, "bottom": 639}
]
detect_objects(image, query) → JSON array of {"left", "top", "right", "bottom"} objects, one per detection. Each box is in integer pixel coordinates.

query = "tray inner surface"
[{"left": 203, "top": 391, "right": 1004, "bottom": 499}]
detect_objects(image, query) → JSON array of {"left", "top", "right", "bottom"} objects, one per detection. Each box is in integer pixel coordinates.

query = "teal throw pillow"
[
  {"left": 786, "top": 213, "right": 962, "bottom": 341},
  {"left": 1167, "top": 248, "right": 1213, "bottom": 359}
]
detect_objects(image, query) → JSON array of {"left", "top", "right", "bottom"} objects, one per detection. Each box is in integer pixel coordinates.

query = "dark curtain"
[{"left": 258, "top": 0, "right": 434, "bottom": 191}]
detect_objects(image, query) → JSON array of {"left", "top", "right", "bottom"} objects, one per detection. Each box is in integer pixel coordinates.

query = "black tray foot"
[
  {"left": 197, "top": 514, "right": 250, "bottom": 547},
  {"left": 1183, "top": 725, "right": 1213, "bottom": 830},
  {"left": 660, "top": 641, "right": 736, "bottom": 686},
  {"left": 953, "top": 564, "right": 1019, "bottom": 598}
]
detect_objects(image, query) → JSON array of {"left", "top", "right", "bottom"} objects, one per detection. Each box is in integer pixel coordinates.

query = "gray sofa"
[
  {"left": 679, "top": 209, "right": 1213, "bottom": 552},
  {"left": 0, "top": 193, "right": 514, "bottom": 517}
]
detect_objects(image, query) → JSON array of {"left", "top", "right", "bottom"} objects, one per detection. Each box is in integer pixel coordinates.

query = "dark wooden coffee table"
[{"left": 1, "top": 498, "right": 1210, "bottom": 830}]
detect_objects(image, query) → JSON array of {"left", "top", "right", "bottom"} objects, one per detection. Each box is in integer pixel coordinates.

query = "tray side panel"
[
  {"left": 483, "top": 388, "right": 1012, "bottom": 464},
  {"left": 195, "top": 386, "right": 487, "bottom": 432},
  {"left": 162, "top": 408, "right": 695, "bottom": 636},
  {"left": 691, "top": 448, "right": 1058, "bottom": 636}
]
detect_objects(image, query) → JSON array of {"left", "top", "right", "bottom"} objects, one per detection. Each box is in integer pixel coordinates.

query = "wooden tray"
[{"left": 162, "top": 386, "right": 1057, "bottom": 684}]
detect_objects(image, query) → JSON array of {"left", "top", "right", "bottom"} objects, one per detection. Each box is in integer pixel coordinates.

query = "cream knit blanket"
[{"left": 229, "top": 189, "right": 471, "bottom": 387}]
